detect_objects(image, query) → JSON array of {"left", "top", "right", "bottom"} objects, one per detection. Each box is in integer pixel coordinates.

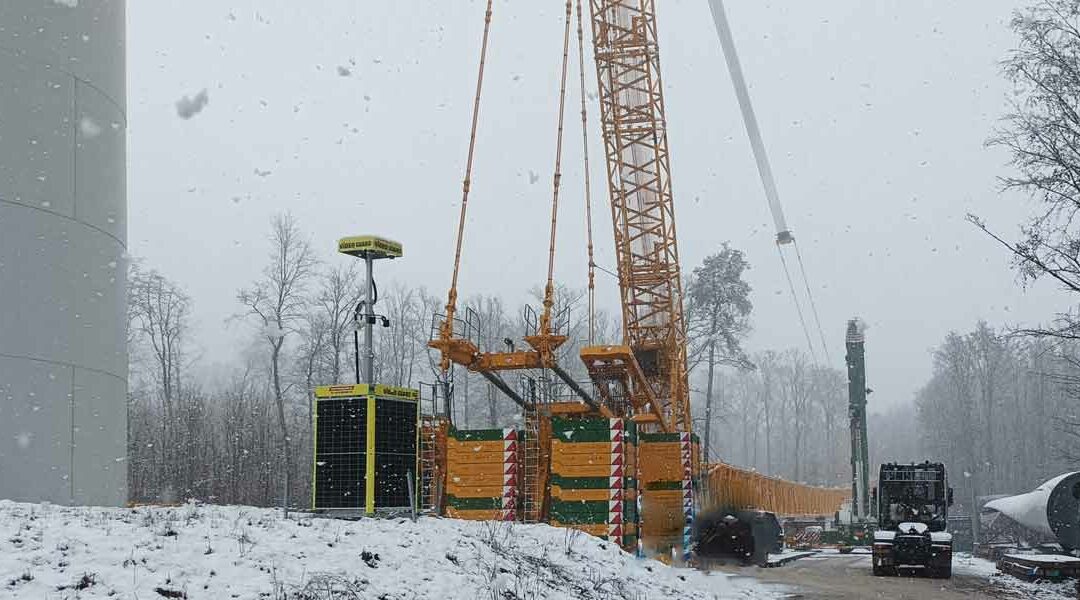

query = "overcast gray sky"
[{"left": 128, "top": 0, "right": 1070, "bottom": 411}]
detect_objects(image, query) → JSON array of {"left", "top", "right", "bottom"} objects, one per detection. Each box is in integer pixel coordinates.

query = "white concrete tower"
[{"left": 0, "top": 1, "right": 127, "bottom": 505}]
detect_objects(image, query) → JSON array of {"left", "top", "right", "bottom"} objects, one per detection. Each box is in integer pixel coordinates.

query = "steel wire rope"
[
  {"left": 793, "top": 239, "right": 831, "bottom": 365},
  {"left": 539, "top": 1, "right": 576, "bottom": 333},
  {"left": 441, "top": 0, "right": 494, "bottom": 337},
  {"left": 574, "top": 0, "right": 597, "bottom": 345},
  {"left": 778, "top": 245, "right": 819, "bottom": 364}
]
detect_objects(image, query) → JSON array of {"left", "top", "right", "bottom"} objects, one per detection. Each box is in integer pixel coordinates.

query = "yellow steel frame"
[
  {"left": 579, "top": 344, "right": 669, "bottom": 431},
  {"left": 365, "top": 394, "right": 376, "bottom": 515},
  {"left": 311, "top": 399, "right": 318, "bottom": 510},
  {"left": 315, "top": 384, "right": 419, "bottom": 401},
  {"left": 585, "top": 0, "right": 690, "bottom": 432},
  {"left": 430, "top": 319, "right": 568, "bottom": 372}
]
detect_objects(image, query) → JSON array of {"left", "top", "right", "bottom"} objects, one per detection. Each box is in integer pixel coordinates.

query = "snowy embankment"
[
  {"left": 0, "top": 500, "right": 779, "bottom": 599},
  {"left": 953, "top": 553, "right": 1078, "bottom": 600}
]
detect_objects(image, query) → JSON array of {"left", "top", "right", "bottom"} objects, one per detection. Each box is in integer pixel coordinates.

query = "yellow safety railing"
[{"left": 703, "top": 462, "right": 848, "bottom": 518}]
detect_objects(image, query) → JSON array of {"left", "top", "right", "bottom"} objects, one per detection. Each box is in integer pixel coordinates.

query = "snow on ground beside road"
[
  {"left": 953, "top": 553, "right": 1077, "bottom": 600},
  {"left": 764, "top": 550, "right": 817, "bottom": 566},
  {"left": 952, "top": 553, "right": 999, "bottom": 578},
  {"left": 0, "top": 500, "right": 780, "bottom": 599}
]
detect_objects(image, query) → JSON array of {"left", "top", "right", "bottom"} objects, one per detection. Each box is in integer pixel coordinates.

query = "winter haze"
[{"left": 128, "top": 0, "right": 1068, "bottom": 410}]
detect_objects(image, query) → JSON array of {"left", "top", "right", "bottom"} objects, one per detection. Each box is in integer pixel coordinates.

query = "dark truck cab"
[{"left": 872, "top": 462, "right": 954, "bottom": 578}]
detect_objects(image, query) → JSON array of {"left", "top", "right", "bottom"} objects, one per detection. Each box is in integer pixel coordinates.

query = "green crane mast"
[{"left": 846, "top": 318, "right": 871, "bottom": 520}]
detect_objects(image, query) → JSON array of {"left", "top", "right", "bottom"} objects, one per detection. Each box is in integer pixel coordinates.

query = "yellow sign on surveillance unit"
[{"left": 337, "top": 235, "right": 402, "bottom": 259}]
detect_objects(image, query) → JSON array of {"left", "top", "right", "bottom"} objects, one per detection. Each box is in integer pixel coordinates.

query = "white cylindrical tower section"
[{"left": 0, "top": 1, "right": 127, "bottom": 505}]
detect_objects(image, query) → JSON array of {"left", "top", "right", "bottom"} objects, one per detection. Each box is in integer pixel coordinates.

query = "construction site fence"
[{"left": 703, "top": 462, "right": 848, "bottom": 518}]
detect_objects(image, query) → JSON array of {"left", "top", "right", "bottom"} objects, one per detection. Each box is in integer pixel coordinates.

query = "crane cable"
[
  {"left": 709, "top": 0, "right": 830, "bottom": 365},
  {"left": 439, "top": 0, "right": 494, "bottom": 366},
  {"left": 794, "top": 239, "right": 831, "bottom": 364},
  {"left": 574, "top": 0, "right": 596, "bottom": 345},
  {"left": 777, "top": 245, "right": 818, "bottom": 364},
  {"left": 539, "top": 0, "right": 575, "bottom": 334}
]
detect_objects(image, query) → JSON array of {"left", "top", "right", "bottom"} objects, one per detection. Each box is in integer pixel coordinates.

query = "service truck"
[{"left": 872, "top": 461, "right": 954, "bottom": 578}]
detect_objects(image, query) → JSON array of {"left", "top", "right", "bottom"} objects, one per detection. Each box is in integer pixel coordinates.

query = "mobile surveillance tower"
[{"left": 311, "top": 236, "right": 419, "bottom": 518}]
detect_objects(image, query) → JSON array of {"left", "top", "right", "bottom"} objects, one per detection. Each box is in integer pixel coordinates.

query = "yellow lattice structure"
[
  {"left": 704, "top": 462, "right": 848, "bottom": 518},
  {"left": 582, "top": 0, "right": 689, "bottom": 435}
]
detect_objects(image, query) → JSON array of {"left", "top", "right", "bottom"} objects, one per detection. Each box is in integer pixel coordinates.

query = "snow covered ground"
[
  {"left": 0, "top": 500, "right": 782, "bottom": 599},
  {"left": 953, "top": 552, "right": 1078, "bottom": 600},
  {"left": 764, "top": 550, "right": 817, "bottom": 566}
]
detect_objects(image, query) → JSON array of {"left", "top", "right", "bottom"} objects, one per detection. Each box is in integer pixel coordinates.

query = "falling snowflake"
[
  {"left": 79, "top": 117, "right": 102, "bottom": 138},
  {"left": 176, "top": 89, "right": 209, "bottom": 119}
]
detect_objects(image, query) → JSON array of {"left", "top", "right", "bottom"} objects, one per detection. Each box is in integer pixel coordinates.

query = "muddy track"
[{"left": 711, "top": 553, "right": 1033, "bottom": 599}]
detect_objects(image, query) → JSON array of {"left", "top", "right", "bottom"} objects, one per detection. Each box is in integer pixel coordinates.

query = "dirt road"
[{"left": 711, "top": 552, "right": 1068, "bottom": 599}]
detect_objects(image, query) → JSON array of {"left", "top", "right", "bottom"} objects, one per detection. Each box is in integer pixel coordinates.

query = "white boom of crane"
[{"left": 707, "top": 0, "right": 790, "bottom": 242}]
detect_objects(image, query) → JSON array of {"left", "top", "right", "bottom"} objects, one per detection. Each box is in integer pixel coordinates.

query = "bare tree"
[
  {"left": 729, "top": 369, "right": 759, "bottom": 467},
  {"left": 236, "top": 213, "right": 319, "bottom": 513},
  {"left": 293, "top": 263, "right": 362, "bottom": 429},
  {"left": 814, "top": 366, "right": 847, "bottom": 483},
  {"left": 780, "top": 350, "right": 813, "bottom": 482},
  {"left": 295, "top": 312, "right": 330, "bottom": 429},
  {"left": 970, "top": 321, "right": 1011, "bottom": 487},
  {"left": 756, "top": 351, "right": 779, "bottom": 475},
  {"left": 130, "top": 267, "right": 190, "bottom": 416},
  {"left": 377, "top": 283, "right": 424, "bottom": 387},
  {"left": 707, "top": 347, "right": 846, "bottom": 485},
  {"left": 592, "top": 308, "right": 622, "bottom": 346},
  {"left": 973, "top": 1, "right": 1080, "bottom": 335},
  {"left": 316, "top": 263, "right": 362, "bottom": 384},
  {"left": 128, "top": 265, "right": 192, "bottom": 494},
  {"left": 219, "top": 360, "right": 260, "bottom": 504}
]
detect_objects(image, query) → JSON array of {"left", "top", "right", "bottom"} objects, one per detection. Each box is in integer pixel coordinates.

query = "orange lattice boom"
[{"left": 583, "top": 0, "right": 690, "bottom": 433}]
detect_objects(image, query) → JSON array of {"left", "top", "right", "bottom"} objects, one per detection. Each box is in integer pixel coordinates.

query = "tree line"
[
  {"left": 909, "top": 323, "right": 1080, "bottom": 515},
  {"left": 128, "top": 212, "right": 863, "bottom": 505},
  {"left": 691, "top": 349, "right": 849, "bottom": 487},
  {"left": 894, "top": 0, "right": 1080, "bottom": 519},
  {"left": 129, "top": 215, "right": 1080, "bottom": 509}
]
